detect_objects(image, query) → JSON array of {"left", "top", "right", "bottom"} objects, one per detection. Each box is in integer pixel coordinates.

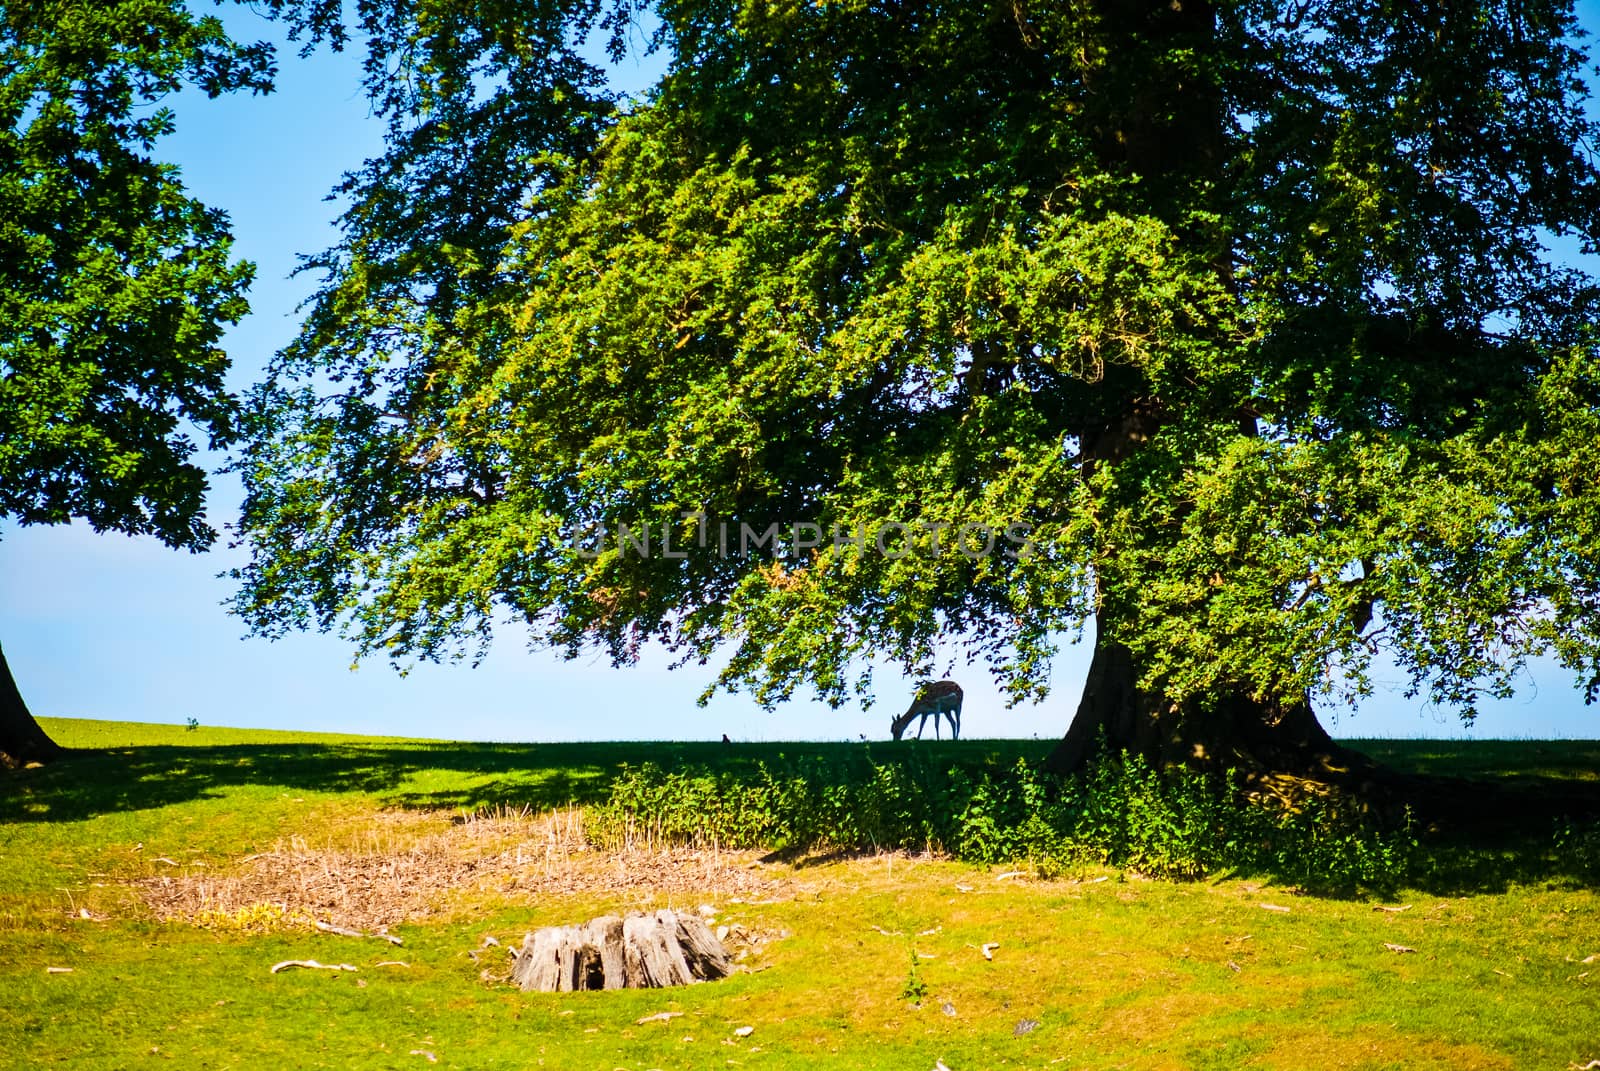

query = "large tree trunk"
[
  {"left": 1046, "top": 0, "right": 1351, "bottom": 786},
  {"left": 1043, "top": 617, "right": 1379, "bottom": 786},
  {"left": 0, "top": 642, "right": 64, "bottom": 767}
]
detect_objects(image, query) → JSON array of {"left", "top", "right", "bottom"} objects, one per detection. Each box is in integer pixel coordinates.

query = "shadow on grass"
[
  {"left": 0, "top": 741, "right": 712, "bottom": 823},
  {"left": 1340, "top": 738, "right": 1600, "bottom": 894},
  {"left": 4, "top": 736, "right": 1597, "bottom": 897},
  {"left": 0, "top": 738, "right": 1046, "bottom": 824}
]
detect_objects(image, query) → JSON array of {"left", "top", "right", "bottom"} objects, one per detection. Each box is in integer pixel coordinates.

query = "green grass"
[
  {"left": 1350, "top": 737, "right": 1600, "bottom": 783},
  {"left": 2, "top": 718, "right": 1598, "bottom": 1070}
]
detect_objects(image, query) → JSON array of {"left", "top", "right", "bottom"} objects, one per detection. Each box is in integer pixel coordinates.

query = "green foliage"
[
  {"left": 0, "top": 2, "right": 276, "bottom": 761},
  {"left": 1553, "top": 818, "right": 1600, "bottom": 882},
  {"left": 590, "top": 747, "right": 1417, "bottom": 894},
  {"left": 1264, "top": 796, "right": 1420, "bottom": 895},
  {"left": 899, "top": 947, "right": 928, "bottom": 1005},
  {"left": 234, "top": 0, "right": 1600, "bottom": 751},
  {"left": 230, "top": 0, "right": 630, "bottom": 654},
  {"left": 588, "top": 749, "right": 950, "bottom": 854},
  {"left": 0, "top": 1, "right": 267, "bottom": 546},
  {"left": 955, "top": 753, "right": 1419, "bottom": 894}
]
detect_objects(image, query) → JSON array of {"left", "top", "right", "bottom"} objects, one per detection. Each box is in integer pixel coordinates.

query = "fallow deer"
[{"left": 890, "top": 680, "right": 963, "bottom": 740}]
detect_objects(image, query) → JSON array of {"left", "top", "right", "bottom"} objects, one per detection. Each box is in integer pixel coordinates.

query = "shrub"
[
  {"left": 1553, "top": 818, "right": 1600, "bottom": 881},
  {"left": 588, "top": 747, "right": 1418, "bottom": 894}
]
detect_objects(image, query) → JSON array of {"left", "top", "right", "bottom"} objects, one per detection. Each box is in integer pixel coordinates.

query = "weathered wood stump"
[{"left": 510, "top": 909, "right": 731, "bottom": 991}]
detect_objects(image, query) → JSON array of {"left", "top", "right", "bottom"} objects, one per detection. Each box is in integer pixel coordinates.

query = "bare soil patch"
[{"left": 138, "top": 807, "right": 793, "bottom": 931}]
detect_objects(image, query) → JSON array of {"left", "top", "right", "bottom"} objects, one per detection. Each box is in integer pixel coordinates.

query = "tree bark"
[
  {"left": 511, "top": 910, "right": 731, "bottom": 992},
  {"left": 0, "top": 642, "right": 64, "bottom": 767},
  {"left": 1043, "top": 615, "right": 1380, "bottom": 786}
]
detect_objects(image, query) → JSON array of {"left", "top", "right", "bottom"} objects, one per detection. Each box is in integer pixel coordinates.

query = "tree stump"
[{"left": 510, "top": 909, "right": 731, "bottom": 991}]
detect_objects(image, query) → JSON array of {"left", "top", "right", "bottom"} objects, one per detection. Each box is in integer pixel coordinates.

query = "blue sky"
[{"left": 2, "top": 4, "right": 1599, "bottom": 742}]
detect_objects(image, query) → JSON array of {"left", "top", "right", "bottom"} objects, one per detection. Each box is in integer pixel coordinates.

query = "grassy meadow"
[{"left": 2, "top": 718, "right": 1598, "bottom": 1069}]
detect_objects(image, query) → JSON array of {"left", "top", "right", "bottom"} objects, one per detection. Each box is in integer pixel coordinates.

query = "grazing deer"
[{"left": 890, "top": 680, "right": 963, "bottom": 740}]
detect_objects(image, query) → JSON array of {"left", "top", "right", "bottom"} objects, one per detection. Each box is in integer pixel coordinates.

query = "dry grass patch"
[{"left": 139, "top": 806, "right": 794, "bottom": 931}]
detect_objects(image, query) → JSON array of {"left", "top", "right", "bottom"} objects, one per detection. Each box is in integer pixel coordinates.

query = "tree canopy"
[
  {"left": 0, "top": 0, "right": 269, "bottom": 763},
  {"left": 0, "top": 0, "right": 268, "bottom": 542},
  {"left": 234, "top": 0, "right": 1600, "bottom": 771}
]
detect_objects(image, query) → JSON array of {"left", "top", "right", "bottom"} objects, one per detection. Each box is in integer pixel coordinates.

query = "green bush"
[
  {"left": 1553, "top": 818, "right": 1600, "bottom": 881},
  {"left": 587, "top": 747, "right": 1418, "bottom": 894}
]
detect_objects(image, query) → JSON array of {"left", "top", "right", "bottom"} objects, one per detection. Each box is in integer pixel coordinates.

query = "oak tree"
[{"left": 237, "top": 0, "right": 1600, "bottom": 779}]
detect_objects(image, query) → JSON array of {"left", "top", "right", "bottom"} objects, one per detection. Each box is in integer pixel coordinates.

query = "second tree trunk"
[{"left": 0, "top": 642, "right": 63, "bottom": 768}]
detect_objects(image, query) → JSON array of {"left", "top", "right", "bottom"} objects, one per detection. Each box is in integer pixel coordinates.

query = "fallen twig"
[
  {"left": 1258, "top": 904, "right": 1291, "bottom": 914},
  {"left": 270, "top": 959, "right": 358, "bottom": 974},
  {"left": 869, "top": 925, "right": 904, "bottom": 937},
  {"left": 636, "top": 1011, "right": 684, "bottom": 1025},
  {"left": 316, "top": 920, "right": 403, "bottom": 946},
  {"left": 980, "top": 942, "right": 1000, "bottom": 961},
  {"left": 1374, "top": 904, "right": 1412, "bottom": 914},
  {"left": 1383, "top": 943, "right": 1416, "bottom": 954},
  {"left": 994, "top": 870, "right": 1026, "bottom": 882}
]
